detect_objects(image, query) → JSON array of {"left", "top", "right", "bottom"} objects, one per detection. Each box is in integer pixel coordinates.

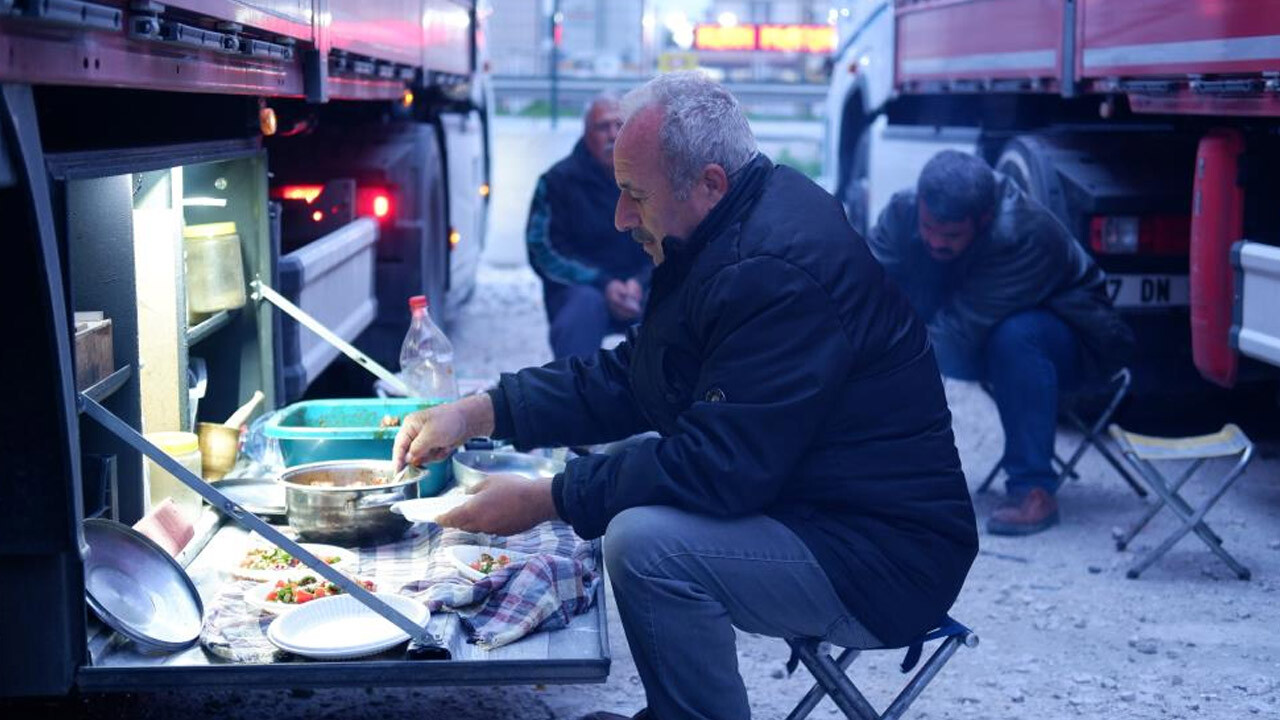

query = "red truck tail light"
[
  {"left": 357, "top": 187, "right": 394, "bottom": 222},
  {"left": 1089, "top": 215, "right": 1190, "bottom": 256}
]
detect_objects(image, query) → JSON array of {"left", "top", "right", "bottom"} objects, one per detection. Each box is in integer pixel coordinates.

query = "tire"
[
  {"left": 994, "top": 135, "right": 1070, "bottom": 226},
  {"left": 839, "top": 126, "right": 872, "bottom": 236}
]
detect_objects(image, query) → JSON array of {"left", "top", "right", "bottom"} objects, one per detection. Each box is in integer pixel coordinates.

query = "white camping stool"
[{"left": 1108, "top": 423, "right": 1254, "bottom": 580}]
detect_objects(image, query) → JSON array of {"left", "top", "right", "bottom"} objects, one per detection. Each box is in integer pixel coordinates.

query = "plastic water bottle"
[{"left": 398, "top": 295, "right": 458, "bottom": 401}]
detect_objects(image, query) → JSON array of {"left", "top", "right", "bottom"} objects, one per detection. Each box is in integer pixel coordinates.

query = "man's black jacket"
[
  {"left": 490, "top": 155, "right": 978, "bottom": 646},
  {"left": 867, "top": 175, "right": 1136, "bottom": 379}
]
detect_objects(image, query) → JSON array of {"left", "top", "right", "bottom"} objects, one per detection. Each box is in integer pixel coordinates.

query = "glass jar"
[
  {"left": 144, "top": 431, "right": 204, "bottom": 523},
  {"left": 184, "top": 221, "right": 247, "bottom": 314}
]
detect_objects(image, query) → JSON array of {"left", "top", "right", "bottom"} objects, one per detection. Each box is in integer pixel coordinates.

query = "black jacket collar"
[{"left": 659, "top": 153, "right": 773, "bottom": 273}]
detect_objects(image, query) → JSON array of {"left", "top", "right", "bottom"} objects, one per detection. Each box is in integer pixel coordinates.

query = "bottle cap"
[{"left": 408, "top": 295, "right": 428, "bottom": 310}]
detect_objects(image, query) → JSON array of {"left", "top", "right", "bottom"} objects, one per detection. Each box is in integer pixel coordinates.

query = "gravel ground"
[{"left": 10, "top": 120, "right": 1279, "bottom": 720}]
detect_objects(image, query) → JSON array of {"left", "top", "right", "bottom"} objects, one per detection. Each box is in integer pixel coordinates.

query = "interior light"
[
  {"left": 182, "top": 197, "right": 228, "bottom": 207},
  {"left": 280, "top": 185, "right": 324, "bottom": 204},
  {"left": 373, "top": 194, "right": 391, "bottom": 218},
  {"left": 311, "top": 210, "right": 324, "bottom": 222},
  {"left": 401, "top": 90, "right": 414, "bottom": 109},
  {"left": 479, "top": 183, "right": 490, "bottom": 197},
  {"left": 449, "top": 229, "right": 461, "bottom": 247}
]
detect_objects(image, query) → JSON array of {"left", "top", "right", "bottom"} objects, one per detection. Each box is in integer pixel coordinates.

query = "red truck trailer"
[
  {"left": 0, "top": 0, "right": 610, "bottom": 700},
  {"left": 827, "top": 0, "right": 1280, "bottom": 398}
]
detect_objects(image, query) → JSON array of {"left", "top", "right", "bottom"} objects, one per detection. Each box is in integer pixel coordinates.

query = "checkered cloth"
[{"left": 200, "top": 520, "right": 599, "bottom": 660}]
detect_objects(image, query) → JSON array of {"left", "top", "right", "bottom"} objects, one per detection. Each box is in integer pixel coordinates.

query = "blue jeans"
[
  {"left": 544, "top": 284, "right": 632, "bottom": 360},
  {"left": 933, "top": 309, "right": 1081, "bottom": 497},
  {"left": 604, "top": 506, "right": 880, "bottom": 720}
]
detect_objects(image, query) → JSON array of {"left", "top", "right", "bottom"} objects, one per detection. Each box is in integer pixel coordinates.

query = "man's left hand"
[
  {"left": 605, "top": 278, "right": 642, "bottom": 321},
  {"left": 436, "top": 475, "right": 561, "bottom": 536}
]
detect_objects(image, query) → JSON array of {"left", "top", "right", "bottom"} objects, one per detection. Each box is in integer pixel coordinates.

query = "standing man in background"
[
  {"left": 868, "top": 150, "right": 1134, "bottom": 537},
  {"left": 527, "top": 93, "right": 651, "bottom": 359}
]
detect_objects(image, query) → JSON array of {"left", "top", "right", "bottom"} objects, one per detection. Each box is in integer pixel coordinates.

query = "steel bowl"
[
  {"left": 279, "top": 459, "right": 419, "bottom": 545},
  {"left": 451, "top": 450, "right": 565, "bottom": 491}
]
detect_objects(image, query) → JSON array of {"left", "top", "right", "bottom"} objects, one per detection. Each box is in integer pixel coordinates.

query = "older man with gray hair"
[
  {"left": 527, "top": 92, "right": 651, "bottom": 359},
  {"left": 395, "top": 72, "right": 977, "bottom": 720}
]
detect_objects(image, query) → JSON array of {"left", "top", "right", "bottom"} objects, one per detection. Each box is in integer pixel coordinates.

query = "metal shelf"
[
  {"left": 185, "top": 309, "right": 236, "bottom": 345},
  {"left": 79, "top": 366, "right": 132, "bottom": 410}
]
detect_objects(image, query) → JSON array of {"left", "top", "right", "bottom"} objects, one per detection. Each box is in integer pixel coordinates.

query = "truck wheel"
[
  {"left": 995, "top": 135, "right": 1070, "bottom": 224},
  {"left": 840, "top": 126, "right": 872, "bottom": 235}
]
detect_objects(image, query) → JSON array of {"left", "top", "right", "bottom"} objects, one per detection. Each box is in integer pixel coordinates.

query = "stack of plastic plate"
[{"left": 266, "top": 592, "right": 429, "bottom": 660}]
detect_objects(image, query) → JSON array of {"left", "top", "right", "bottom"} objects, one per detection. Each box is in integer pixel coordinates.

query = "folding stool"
[
  {"left": 783, "top": 617, "right": 977, "bottom": 720},
  {"left": 1109, "top": 423, "right": 1254, "bottom": 580},
  {"left": 977, "top": 368, "right": 1147, "bottom": 498}
]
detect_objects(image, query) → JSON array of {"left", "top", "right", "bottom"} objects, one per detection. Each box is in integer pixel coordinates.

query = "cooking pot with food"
[{"left": 279, "top": 460, "right": 419, "bottom": 545}]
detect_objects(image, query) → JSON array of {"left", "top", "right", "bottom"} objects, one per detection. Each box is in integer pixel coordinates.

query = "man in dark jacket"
[
  {"left": 868, "top": 150, "right": 1135, "bottom": 536},
  {"left": 395, "top": 73, "right": 977, "bottom": 720},
  {"left": 528, "top": 93, "right": 651, "bottom": 359}
]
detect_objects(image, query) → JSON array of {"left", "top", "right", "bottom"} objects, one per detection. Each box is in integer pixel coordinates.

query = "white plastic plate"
[
  {"left": 266, "top": 592, "right": 429, "bottom": 660},
  {"left": 390, "top": 494, "right": 471, "bottom": 524}
]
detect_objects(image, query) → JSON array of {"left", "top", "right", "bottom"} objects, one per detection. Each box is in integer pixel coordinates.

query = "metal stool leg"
[
  {"left": 785, "top": 647, "right": 861, "bottom": 720},
  {"left": 881, "top": 633, "right": 977, "bottom": 720},
  {"left": 1126, "top": 454, "right": 1252, "bottom": 579},
  {"left": 976, "top": 461, "right": 1002, "bottom": 494},
  {"left": 1061, "top": 369, "right": 1146, "bottom": 497},
  {"left": 1115, "top": 460, "right": 1207, "bottom": 550},
  {"left": 1088, "top": 432, "right": 1149, "bottom": 498},
  {"left": 794, "top": 641, "right": 881, "bottom": 720},
  {"left": 1051, "top": 452, "right": 1080, "bottom": 481}
]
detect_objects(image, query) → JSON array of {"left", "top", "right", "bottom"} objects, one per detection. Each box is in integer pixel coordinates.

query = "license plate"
[{"left": 1104, "top": 274, "right": 1188, "bottom": 308}]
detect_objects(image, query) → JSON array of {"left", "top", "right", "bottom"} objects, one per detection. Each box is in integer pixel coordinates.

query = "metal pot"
[
  {"left": 451, "top": 450, "right": 565, "bottom": 491},
  {"left": 279, "top": 460, "right": 419, "bottom": 545}
]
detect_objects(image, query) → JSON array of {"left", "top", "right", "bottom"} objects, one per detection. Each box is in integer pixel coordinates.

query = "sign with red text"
[{"left": 693, "top": 24, "right": 835, "bottom": 54}]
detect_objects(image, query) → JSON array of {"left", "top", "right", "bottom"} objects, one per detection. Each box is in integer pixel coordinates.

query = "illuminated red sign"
[
  {"left": 694, "top": 24, "right": 757, "bottom": 52},
  {"left": 693, "top": 24, "right": 835, "bottom": 54}
]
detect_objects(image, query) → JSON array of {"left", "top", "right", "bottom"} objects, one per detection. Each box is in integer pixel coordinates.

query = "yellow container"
[
  {"left": 144, "top": 431, "right": 204, "bottom": 523},
  {"left": 184, "top": 221, "right": 247, "bottom": 314}
]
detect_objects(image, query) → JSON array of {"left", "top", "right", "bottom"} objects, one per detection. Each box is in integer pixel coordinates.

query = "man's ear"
[{"left": 700, "top": 163, "right": 730, "bottom": 206}]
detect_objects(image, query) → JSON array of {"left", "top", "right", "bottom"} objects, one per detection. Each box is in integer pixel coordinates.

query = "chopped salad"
[
  {"left": 240, "top": 547, "right": 342, "bottom": 572},
  {"left": 469, "top": 552, "right": 512, "bottom": 575},
  {"left": 265, "top": 575, "right": 377, "bottom": 605}
]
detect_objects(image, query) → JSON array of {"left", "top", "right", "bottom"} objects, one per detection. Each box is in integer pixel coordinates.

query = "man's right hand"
[{"left": 393, "top": 394, "right": 495, "bottom": 470}]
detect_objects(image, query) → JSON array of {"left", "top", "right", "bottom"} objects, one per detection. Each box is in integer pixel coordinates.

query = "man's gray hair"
[
  {"left": 584, "top": 91, "right": 619, "bottom": 125},
  {"left": 620, "top": 71, "right": 758, "bottom": 200}
]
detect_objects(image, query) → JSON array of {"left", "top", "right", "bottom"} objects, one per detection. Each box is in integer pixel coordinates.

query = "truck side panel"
[
  {"left": 1079, "top": 0, "right": 1280, "bottom": 80},
  {"left": 895, "top": 0, "right": 1063, "bottom": 89},
  {"left": 329, "top": 0, "right": 425, "bottom": 67}
]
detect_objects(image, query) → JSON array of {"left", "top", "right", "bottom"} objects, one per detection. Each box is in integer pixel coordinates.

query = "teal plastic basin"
[{"left": 263, "top": 398, "right": 450, "bottom": 496}]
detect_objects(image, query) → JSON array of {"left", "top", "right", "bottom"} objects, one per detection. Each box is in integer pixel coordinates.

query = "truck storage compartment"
[
  {"left": 277, "top": 218, "right": 379, "bottom": 402},
  {"left": 56, "top": 142, "right": 276, "bottom": 523}
]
